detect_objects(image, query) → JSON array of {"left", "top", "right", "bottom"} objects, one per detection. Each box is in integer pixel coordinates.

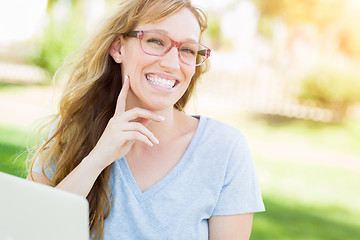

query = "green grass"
[
  {"left": 1, "top": 116, "right": 359, "bottom": 239},
  {"left": 252, "top": 198, "right": 360, "bottom": 240},
  {"left": 224, "top": 112, "right": 360, "bottom": 156},
  {"left": 0, "top": 82, "right": 30, "bottom": 93},
  {"left": 251, "top": 154, "right": 360, "bottom": 239},
  {"left": 0, "top": 124, "right": 36, "bottom": 178}
]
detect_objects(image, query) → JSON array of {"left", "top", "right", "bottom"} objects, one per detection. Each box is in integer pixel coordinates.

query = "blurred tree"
[
  {"left": 29, "top": 0, "right": 87, "bottom": 77},
  {"left": 337, "top": 1, "right": 360, "bottom": 58},
  {"left": 207, "top": 13, "right": 223, "bottom": 49},
  {"left": 252, "top": 0, "right": 360, "bottom": 57},
  {"left": 46, "top": 0, "right": 57, "bottom": 13},
  {"left": 253, "top": 0, "right": 342, "bottom": 27},
  {"left": 298, "top": 63, "right": 360, "bottom": 123},
  {"left": 206, "top": 12, "right": 233, "bottom": 50}
]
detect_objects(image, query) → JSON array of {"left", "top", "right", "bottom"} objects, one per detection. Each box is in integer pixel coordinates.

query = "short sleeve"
[
  {"left": 32, "top": 154, "right": 57, "bottom": 179},
  {"left": 212, "top": 134, "right": 265, "bottom": 215}
]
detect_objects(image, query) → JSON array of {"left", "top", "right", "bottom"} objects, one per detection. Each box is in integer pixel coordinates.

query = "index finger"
[{"left": 114, "top": 75, "right": 130, "bottom": 116}]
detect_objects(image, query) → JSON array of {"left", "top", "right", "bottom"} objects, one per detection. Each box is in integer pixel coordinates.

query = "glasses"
[{"left": 124, "top": 30, "right": 211, "bottom": 66}]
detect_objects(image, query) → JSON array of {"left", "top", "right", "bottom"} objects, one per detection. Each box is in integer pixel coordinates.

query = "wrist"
[{"left": 81, "top": 154, "right": 106, "bottom": 175}]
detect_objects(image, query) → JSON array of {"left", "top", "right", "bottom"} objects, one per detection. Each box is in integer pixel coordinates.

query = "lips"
[{"left": 145, "top": 73, "right": 177, "bottom": 89}]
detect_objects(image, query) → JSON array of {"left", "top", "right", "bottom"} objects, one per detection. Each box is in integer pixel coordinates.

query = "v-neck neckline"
[{"left": 117, "top": 115, "right": 205, "bottom": 203}]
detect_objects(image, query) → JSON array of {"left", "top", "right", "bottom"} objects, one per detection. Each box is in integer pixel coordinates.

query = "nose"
[{"left": 159, "top": 46, "right": 181, "bottom": 71}]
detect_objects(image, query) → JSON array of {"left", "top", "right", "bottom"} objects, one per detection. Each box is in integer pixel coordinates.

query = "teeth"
[{"left": 146, "top": 74, "right": 176, "bottom": 88}]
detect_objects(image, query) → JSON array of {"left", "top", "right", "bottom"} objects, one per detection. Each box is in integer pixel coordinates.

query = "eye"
[
  {"left": 146, "top": 38, "right": 164, "bottom": 46},
  {"left": 180, "top": 47, "right": 196, "bottom": 56}
]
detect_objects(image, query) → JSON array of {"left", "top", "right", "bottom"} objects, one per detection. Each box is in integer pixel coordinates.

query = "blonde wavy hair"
[{"left": 29, "top": 0, "right": 208, "bottom": 239}]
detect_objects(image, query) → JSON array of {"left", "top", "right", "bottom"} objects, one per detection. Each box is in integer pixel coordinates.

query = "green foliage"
[
  {"left": 206, "top": 13, "right": 233, "bottom": 50},
  {"left": 257, "top": 17, "right": 277, "bottom": 39},
  {"left": 207, "top": 14, "right": 222, "bottom": 49},
  {"left": 28, "top": 3, "right": 86, "bottom": 78},
  {"left": 297, "top": 63, "right": 360, "bottom": 122}
]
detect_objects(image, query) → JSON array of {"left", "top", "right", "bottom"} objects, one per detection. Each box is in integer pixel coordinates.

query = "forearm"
[{"left": 55, "top": 155, "right": 105, "bottom": 198}]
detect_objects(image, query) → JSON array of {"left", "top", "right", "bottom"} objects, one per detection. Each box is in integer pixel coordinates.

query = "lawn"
[
  {"left": 1, "top": 114, "right": 359, "bottom": 239},
  {"left": 0, "top": 124, "right": 36, "bottom": 178},
  {"left": 252, "top": 154, "right": 360, "bottom": 240}
]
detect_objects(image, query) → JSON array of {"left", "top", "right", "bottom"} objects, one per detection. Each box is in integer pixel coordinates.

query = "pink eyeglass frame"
[{"left": 124, "top": 30, "right": 211, "bottom": 66}]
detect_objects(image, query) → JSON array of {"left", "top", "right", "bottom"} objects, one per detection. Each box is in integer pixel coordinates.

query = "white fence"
[{"left": 192, "top": 69, "right": 335, "bottom": 122}]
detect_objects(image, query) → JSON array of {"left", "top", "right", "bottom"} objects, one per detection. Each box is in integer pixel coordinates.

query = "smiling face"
[{"left": 111, "top": 8, "right": 201, "bottom": 112}]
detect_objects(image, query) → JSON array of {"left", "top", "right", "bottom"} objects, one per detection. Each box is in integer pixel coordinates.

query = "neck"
[{"left": 147, "top": 108, "right": 182, "bottom": 142}]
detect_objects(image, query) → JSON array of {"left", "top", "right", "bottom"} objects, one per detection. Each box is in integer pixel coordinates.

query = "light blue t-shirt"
[
  {"left": 34, "top": 116, "right": 265, "bottom": 239},
  {"left": 102, "top": 116, "right": 265, "bottom": 239}
]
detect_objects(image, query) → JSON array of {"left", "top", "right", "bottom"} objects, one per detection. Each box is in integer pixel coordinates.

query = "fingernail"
[
  {"left": 155, "top": 138, "right": 159, "bottom": 144},
  {"left": 149, "top": 141, "right": 153, "bottom": 147},
  {"left": 124, "top": 75, "right": 129, "bottom": 82},
  {"left": 158, "top": 115, "right": 165, "bottom": 121}
]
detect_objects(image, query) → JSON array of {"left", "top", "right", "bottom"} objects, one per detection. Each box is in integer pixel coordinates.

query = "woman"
[{"left": 28, "top": 0, "right": 265, "bottom": 239}]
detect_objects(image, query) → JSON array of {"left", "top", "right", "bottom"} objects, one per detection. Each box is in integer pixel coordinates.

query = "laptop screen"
[{"left": 0, "top": 172, "right": 89, "bottom": 240}]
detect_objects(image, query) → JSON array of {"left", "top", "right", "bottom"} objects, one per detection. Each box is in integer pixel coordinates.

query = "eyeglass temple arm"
[
  {"left": 124, "top": 31, "right": 141, "bottom": 38},
  {"left": 198, "top": 49, "right": 211, "bottom": 57}
]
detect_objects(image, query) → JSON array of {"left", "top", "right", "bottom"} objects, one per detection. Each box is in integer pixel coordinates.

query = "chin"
[{"left": 141, "top": 99, "right": 176, "bottom": 112}]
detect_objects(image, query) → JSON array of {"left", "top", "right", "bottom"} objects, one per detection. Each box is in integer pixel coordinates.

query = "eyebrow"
[{"left": 151, "top": 29, "right": 199, "bottom": 43}]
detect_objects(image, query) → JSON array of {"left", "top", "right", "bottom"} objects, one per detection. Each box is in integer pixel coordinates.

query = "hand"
[{"left": 87, "top": 75, "right": 164, "bottom": 171}]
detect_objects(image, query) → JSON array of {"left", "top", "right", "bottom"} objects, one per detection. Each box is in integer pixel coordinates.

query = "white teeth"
[{"left": 146, "top": 75, "right": 176, "bottom": 88}]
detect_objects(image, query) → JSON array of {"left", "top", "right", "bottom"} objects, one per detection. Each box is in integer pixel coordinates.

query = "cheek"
[
  {"left": 123, "top": 52, "right": 155, "bottom": 76},
  {"left": 121, "top": 44, "right": 145, "bottom": 72},
  {"left": 184, "top": 66, "right": 196, "bottom": 83}
]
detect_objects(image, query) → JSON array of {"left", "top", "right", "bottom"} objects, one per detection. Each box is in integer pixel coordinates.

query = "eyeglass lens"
[{"left": 140, "top": 32, "right": 207, "bottom": 66}]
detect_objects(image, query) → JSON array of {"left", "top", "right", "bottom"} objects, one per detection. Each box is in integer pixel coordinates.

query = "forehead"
[{"left": 136, "top": 8, "right": 201, "bottom": 42}]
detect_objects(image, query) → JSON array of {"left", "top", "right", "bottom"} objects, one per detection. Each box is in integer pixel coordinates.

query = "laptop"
[{"left": 0, "top": 171, "right": 89, "bottom": 240}]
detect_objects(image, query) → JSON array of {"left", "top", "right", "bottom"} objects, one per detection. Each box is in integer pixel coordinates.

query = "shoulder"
[
  {"left": 191, "top": 115, "right": 251, "bottom": 167},
  {"left": 198, "top": 116, "right": 247, "bottom": 149}
]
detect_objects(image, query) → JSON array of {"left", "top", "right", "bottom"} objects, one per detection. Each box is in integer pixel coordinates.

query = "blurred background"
[{"left": 0, "top": 0, "right": 359, "bottom": 239}]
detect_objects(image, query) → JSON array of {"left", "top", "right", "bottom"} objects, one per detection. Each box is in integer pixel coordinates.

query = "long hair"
[{"left": 28, "top": 0, "right": 208, "bottom": 239}]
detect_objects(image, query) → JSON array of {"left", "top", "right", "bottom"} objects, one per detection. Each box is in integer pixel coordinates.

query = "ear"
[{"left": 109, "top": 36, "right": 125, "bottom": 63}]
